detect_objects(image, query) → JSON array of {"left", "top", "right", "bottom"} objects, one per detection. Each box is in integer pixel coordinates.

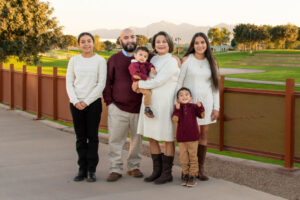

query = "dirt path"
[
  {"left": 220, "top": 68, "right": 265, "bottom": 75},
  {"left": 242, "top": 59, "right": 300, "bottom": 64}
]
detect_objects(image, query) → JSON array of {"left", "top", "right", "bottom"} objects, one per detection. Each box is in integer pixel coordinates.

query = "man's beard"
[{"left": 121, "top": 41, "right": 137, "bottom": 52}]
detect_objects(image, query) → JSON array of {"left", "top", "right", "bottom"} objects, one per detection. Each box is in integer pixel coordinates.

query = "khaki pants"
[
  {"left": 108, "top": 103, "right": 142, "bottom": 174},
  {"left": 138, "top": 88, "right": 152, "bottom": 107},
  {"left": 178, "top": 141, "right": 199, "bottom": 176}
]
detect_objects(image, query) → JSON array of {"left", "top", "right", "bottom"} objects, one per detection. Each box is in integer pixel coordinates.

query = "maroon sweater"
[
  {"left": 172, "top": 103, "right": 205, "bottom": 142},
  {"left": 128, "top": 61, "right": 155, "bottom": 81},
  {"left": 103, "top": 51, "right": 153, "bottom": 113}
]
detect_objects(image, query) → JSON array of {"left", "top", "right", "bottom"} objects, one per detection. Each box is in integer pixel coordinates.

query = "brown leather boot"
[
  {"left": 197, "top": 144, "right": 209, "bottom": 181},
  {"left": 154, "top": 155, "right": 174, "bottom": 184},
  {"left": 144, "top": 153, "right": 163, "bottom": 182}
]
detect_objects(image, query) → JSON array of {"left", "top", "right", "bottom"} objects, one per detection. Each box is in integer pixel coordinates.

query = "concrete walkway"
[{"left": 0, "top": 106, "right": 286, "bottom": 200}]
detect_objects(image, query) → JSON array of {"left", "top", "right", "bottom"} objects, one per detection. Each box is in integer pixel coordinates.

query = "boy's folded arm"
[{"left": 194, "top": 104, "right": 205, "bottom": 118}]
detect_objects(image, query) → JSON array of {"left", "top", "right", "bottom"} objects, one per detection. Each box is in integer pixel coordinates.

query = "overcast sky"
[{"left": 46, "top": 0, "right": 300, "bottom": 36}]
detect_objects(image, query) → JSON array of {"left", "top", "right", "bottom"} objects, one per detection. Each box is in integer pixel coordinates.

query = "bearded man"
[{"left": 103, "top": 28, "right": 154, "bottom": 182}]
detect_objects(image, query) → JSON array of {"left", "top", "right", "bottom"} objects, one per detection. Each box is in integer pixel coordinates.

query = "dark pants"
[{"left": 70, "top": 98, "right": 102, "bottom": 173}]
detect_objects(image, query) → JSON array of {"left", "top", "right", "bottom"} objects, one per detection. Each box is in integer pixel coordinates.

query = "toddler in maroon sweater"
[
  {"left": 172, "top": 87, "right": 205, "bottom": 187},
  {"left": 128, "top": 46, "right": 157, "bottom": 118}
]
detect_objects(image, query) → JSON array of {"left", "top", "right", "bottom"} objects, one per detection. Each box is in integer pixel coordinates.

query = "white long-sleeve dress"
[
  {"left": 176, "top": 54, "right": 219, "bottom": 125},
  {"left": 137, "top": 53, "right": 180, "bottom": 141}
]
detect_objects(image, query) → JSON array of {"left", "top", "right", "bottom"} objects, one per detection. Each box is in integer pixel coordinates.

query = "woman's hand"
[
  {"left": 172, "top": 55, "right": 181, "bottom": 68},
  {"left": 150, "top": 68, "right": 157, "bottom": 75},
  {"left": 75, "top": 102, "right": 85, "bottom": 110},
  {"left": 211, "top": 110, "right": 219, "bottom": 121},
  {"left": 132, "top": 81, "right": 139, "bottom": 92},
  {"left": 80, "top": 102, "right": 88, "bottom": 109}
]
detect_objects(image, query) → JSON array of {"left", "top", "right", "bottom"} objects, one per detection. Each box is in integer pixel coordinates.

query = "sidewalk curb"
[{"left": 1, "top": 104, "right": 299, "bottom": 200}]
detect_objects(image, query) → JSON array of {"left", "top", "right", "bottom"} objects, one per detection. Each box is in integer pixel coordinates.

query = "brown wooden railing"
[{"left": 0, "top": 63, "right": 299, "bottom": 170}]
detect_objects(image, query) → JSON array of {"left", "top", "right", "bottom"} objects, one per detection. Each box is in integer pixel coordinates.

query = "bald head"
[
  {"left": 119, "top": 28, "right": 137, "bottom": 53},
  {"left": 120, "top": 28, "right": 135, "bottom": 37}
]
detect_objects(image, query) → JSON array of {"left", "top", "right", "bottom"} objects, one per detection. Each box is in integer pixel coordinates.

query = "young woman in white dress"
[
  {"left": 132, "top": 31, "right": 180, "bottom": 184},
  {"left": 177, "top": 32, "right": 220, "bottom": 181}
]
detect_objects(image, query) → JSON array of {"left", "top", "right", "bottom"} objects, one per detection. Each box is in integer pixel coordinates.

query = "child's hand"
[
  {"left": 196, "top": 98, "right": 202, "bottom": 107},
  {"left": 172, "top": 115, "right": 179, "bottom": 122},
  {"left": 150, "top": 68, "right": 157, "bottom": 75},
  {"left": 175, "top": 101, "right": 180, "bottom": 109}
]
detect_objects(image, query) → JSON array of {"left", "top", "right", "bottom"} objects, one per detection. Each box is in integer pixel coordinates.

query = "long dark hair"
[{"left": 184, "top": 32, "right": 219, "bottom": 89}]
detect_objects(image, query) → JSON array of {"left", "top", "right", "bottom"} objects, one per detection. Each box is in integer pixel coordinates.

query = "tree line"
[
  {"left": 232, "top": 23, "right": 300, "bottom": 50},
  {"left": 58, "top": 24, "right": 300, "bottom": 54},
  {"left": 59, "top": 35, "right": 117, "bottom": 52}
]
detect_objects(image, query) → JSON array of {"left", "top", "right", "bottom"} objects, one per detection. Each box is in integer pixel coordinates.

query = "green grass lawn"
[
  {"left": 214, "top": 50, "right": 300, "bottom": 90},
  {"left": 2, "top": 57, "right": 68, "bottom": 75},
  {"left": 215, "top": 51, "right": 254, "bottom": 67},
  {"left": 250, "top": 49, "right": 300, "bottom": 54},
  {"left": 226, "top": 69, "right": 300, "bottom": 83},
  {"left": 1, "top": 50, "right": 117, "bottom": 75},
  {"left": 2, "top": 49, "right": 300, "bottom": 91}
]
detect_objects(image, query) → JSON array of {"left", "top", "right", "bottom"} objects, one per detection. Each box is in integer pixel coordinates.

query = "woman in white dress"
[
  {"left": 176, "top": 32, "right": 220, "bottom": 181},
  {"left": 132, "top": 31, "right": 179, "bottom": 184}
]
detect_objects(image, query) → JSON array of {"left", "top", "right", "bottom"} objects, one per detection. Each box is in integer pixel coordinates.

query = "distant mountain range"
[{"left": 89, "top": 21, "right": 235, "bottom": 43}]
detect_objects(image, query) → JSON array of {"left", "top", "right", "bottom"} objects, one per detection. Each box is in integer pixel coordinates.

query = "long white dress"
[
  {"left": 176, "top": 54, "right": 219, "bottom": 125},
  {"left": 137, "top": 53, "right": 180, "bottom": 141}
]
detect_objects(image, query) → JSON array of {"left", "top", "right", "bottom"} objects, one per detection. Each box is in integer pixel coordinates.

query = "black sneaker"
[
  {"left": 86, "top": 172, "right": 96, "bottom": 182},
  {"left": 144, "top": 107, "right": 154, "bottom": 118},
  {"left": 73, "top": 171, "right": 87, "bottom": 182}
]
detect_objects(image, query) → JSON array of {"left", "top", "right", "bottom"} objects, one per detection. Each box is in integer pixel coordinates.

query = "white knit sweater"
[{"left": 66, "top": 54, "right": 107, "bottom": 106}]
